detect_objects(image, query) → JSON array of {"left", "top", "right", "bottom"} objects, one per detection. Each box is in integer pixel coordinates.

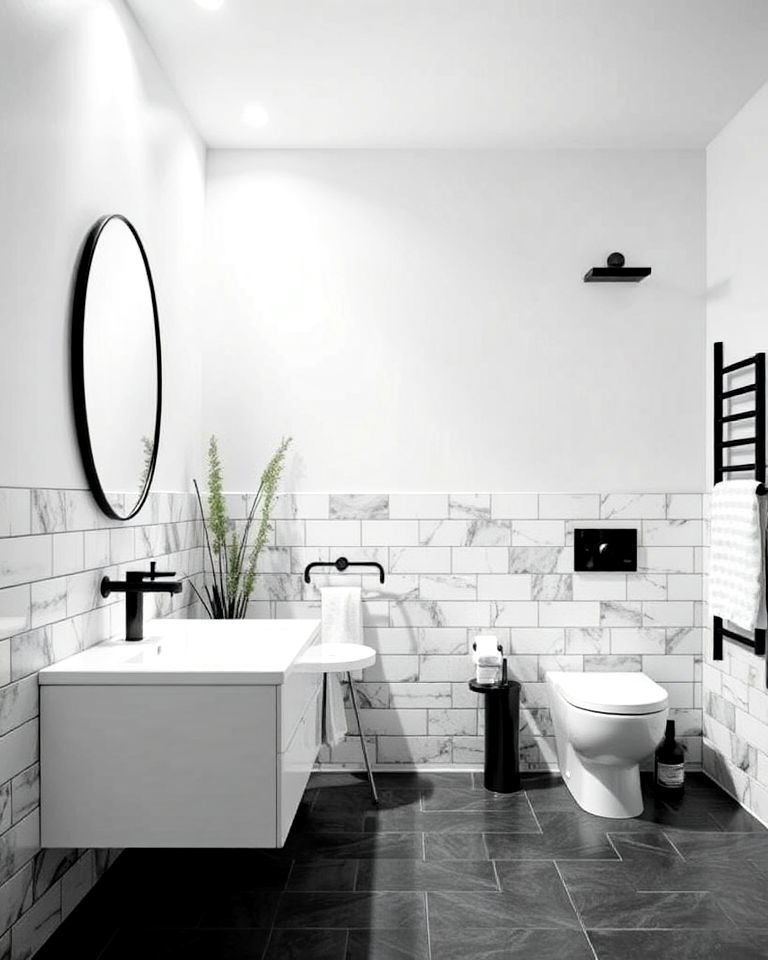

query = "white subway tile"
[
  {"left": 0, "top": 586, "right": 30, "bottom": 641},
  {"left": 599, "top": 601, "right": 642, "bottom": 627},
  {"left": 491, "top": 494, "right": 538, "bottom": 519},
  {"left": 30, "top": 578, "right": 67, "bottom": 629},
  {"left": 428, "top": 709, "right": 477, "bottom": 736},
  {"left": 477, "top": 575, "right": 531, "bottom": 601},
  {"left": 389, "top": 682, "right": 451, "bottom": 708},
  {"left": 665, "top": 495, "right": 702, "bottom": 519},
  {"left": 565, "top": 628, "right": 610, "bottom": 655},
  {"left": 539, "top": 494, "right": 600, "bottom": 519},
  {"left": 363, "top": 627, "right": 419, "bottom": 654},
  {"left": 643, "top": 655, "right": 694, "bottom": 682},
  {"left": 666, "top": 627, "right": 702, "bottom": 654},
  {"left": 584, "top": 655, "right": 641, "bottom": 672},
  {"left": 0, "top": 536, "right": 52, "bottom": 589},
  {"left": 391, "top": 547, "right": 451, "bottom": 574},
  {"left": 389, "top": 494, "right": 448, "bottom": 519},
  {"left": 330, "top": 494, "right": 389, "bottom": 520},
  {"left": 452, "top": 548, "right": 508, "bottom": 574},
  {"left": 642, "top": 602, "right": 694, "bottom": 627},
  {"left": 667, "top": 575, "right": 702, "bottom": 601},
  {"left": 449, "top": 494, "right": 490, "bottom": 519},
  {"left": 272, "top": 494, "right": 329, "bottom": 520},
  {"left": 419, "top": 654, "right": 472, "bottom": 682},
  {"left": 626, "top": 574, "right": 667, "bottom": 601},
  {"left": 361, "top": 521, "right": 419, "bottom": 546},
  {"left": 51, "top": 533, "right": 84, "bottom": 578},
  {"left": 418, "top": 628, "right": 470, "bottom": 655},
  {"left": 277, "top": 520, "right": 309, "bottom": 546},
  {"left": 420, "top": 575, "right": 477, "bottom": 600},
  {"left": 510, "top": 628, "right": 564, "bottom": 655},
  {"left": 0, "top": 490, "right": 31, "bottom": 538},
  {"left": 511, "top": 521, "right": 565, "bottom": 547},
  {"left": 363, "top": 655, "right": 419, "bottom": 683},
  {"left": 610, "top": 628, "right": 665, "bottom": 655},
  {"left": 531, "top": 575, "right": 572, "bottom": 601},
  {"left": 539, "top": 602, "right": 600, "bottom": 628},
  {"left": 419, "top": 520, "right": 471, "bottom": 547},
  {"left": 491, "top": 602, "right": 538, "bottom": 627},
  {"left": 354, "top": 708, "right": 427, "bottom": 736},
  {"left": 642, "top": 520, "right": 703, "bottom": 547},
  {"left": 600, "top": 494, "right": 666, "bottom": 520},
  {"left": 306, "top": 520, "right": 359, "bottom": 546},
  {"left": 638, "top": 547, "right": 695, "bottom": 574},
  {"left": 572, "top": 573, "right": 626, "bottom": 601},
  {"left": 539, "top": 655, "right": 584, "bottom": 679},
  {"left": 0, "top": 720, "right": 38, "bottom": 784},
  {"left": 377, "top": 736, "right": 451, "bottom": 764}
]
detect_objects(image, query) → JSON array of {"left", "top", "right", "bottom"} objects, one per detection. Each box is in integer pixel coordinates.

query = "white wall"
[
  {"left": 705, "top": 79, "right": 768, "bottom": 822},
  {"left": 203, "top": 150, "right": 705, "bottom": 492},
  {"left": 0, "top": 0, "right": 205, "bottom": 492}
]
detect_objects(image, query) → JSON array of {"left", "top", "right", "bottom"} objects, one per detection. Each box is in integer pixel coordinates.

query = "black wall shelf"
[{"left": 584, "top": 251, "right": 651, "bottom": 283}]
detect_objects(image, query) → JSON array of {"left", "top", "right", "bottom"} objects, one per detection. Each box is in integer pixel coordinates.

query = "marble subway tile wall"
[
  {"left": 244, "top": 491, "right": 705, "bottom": 771},
  {"left": 0, "top": 488, "right": 203, "bottom": 960},
  {"left": 701, "top": 493, "right": 768, "bottom": 824}
]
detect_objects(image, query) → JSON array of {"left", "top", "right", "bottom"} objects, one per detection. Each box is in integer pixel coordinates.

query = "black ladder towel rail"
[{"left": 713, "top": 341, "right": 768, "bottom": 675}]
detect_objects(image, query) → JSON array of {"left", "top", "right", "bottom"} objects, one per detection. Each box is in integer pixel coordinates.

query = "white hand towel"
[
  {"left": 320, "top": 586, "right": 363, "bottom": 645},
  {"left": 321, "top": 673, "right": 347, "bottom": 747},
  {"left": 710, "top": 479, "right": 766, "bottom": 632},
  {"left": 319, "top": 586, "right": 363, "bottom": 747}
]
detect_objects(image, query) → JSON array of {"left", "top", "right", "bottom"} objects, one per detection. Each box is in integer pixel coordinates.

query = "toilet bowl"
[{"left": 547, "top": 671, "right": 668, "bottom": 818}]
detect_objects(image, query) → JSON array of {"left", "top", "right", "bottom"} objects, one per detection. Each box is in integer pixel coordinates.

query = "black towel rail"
[
  {"left": 712, "top": 341, "right": 767, "bottom": 676},
  {"left": 303, "top": 556, "right": 385, "bottom": 585}
]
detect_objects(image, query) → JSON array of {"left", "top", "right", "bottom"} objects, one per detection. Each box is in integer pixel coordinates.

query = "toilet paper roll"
[{"left": 473, "top": 634, "right": 502, "bottom": 665}]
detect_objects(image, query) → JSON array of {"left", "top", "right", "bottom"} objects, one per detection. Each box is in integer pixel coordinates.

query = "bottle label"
[{"left": 657, "top": 762, "right": 684, "bottom": 787}]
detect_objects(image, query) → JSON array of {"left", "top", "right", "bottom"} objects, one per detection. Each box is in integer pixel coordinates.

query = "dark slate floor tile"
[
  {"left": 313, "top": 787, "right": 423, "bottom": 813},
  {"left": 571, "top": 886, "right": 732, "bottom": 929},
  {"left": 310, "top": 772, "right": 373, "bottom": 789},
  {"left": 430, "top": 928, "right": 594, "bottom": 960},
  {"left": 606, "top": 831, "right": 683, "bottom": 862},
  {"left": 263, "top": 929, "right": 348, "bottom": 960},
  {"left": 283, "top": 832, "right": 424, "bottom": 860},
  {"left": 492, "top": 862, "right": 580, "bottom": 925},
  {"left": 100, "top": 928, "right": 271, "bottom": 960},
  {"left": 716, "top": 887, "right": 768, "bottom": 928},
  {"left": 667, "top": 831, "right": 768, "bottom": 862},
  {"left": 421, "top": 789, "right": 531, "bottom": 813},
  {"left": 274, "top": 891, "right": 426, "bottom": 929},
  {"left": 290, "top": 807, "right": 368, "bottom": 833},
  {"left": 286, "top": 860, "right": 359, "bottom": 891},
  {"left": 522, "top": 775, "right": 579, "bottom": 813},
  {"left": 356, "top": 858, "right": 498, "bottom": 891},
  {"left": 374, "top": 772, "right": 474, "bottom": 789},
  {"left": 707, "top": 804, "right": 768, "bottom": 832},
  {"left": 346, "top": 927, "right": 430, "bottom": 960},
  {"left": 365, "top": 808, "right": 540, "bottom": 834},
  {"left": 425, "top": 834, "right": 488, "bottom": 860},
  {"left": 485, "top": 813, "right": 619, "bottom": 860},
  {"left": 197, "top": 890, "right": 282, "bottom": 929},
  {"left": 590, "top": 929, "right": 768, "bottom": 960},
  {"left": 428, "top": 875, "right": 580, "bottom": 930}
]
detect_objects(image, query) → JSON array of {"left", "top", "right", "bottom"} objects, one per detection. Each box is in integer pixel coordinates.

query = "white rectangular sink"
[
  {"left": 38, "top": 617, "right": 320, "bottom": 685},
  {"left": 40, "top": 618, "right": 324, "bottom": 849}
]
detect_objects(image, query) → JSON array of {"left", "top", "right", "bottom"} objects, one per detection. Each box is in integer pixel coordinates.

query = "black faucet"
[{"left": 101, "top": 562, "right": 183, "bottom": 641}]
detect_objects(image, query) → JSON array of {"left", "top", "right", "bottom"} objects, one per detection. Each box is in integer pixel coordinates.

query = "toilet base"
[{"left": 561, "top": 745, "right": 644, "bottom": 818}]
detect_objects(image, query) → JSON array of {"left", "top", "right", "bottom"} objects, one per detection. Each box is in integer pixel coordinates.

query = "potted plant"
[{"left": 192, "top": 435, "right": 291, "bottom": 619}]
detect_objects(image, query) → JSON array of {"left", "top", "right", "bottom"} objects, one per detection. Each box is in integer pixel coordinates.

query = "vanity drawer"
[
  {"left": 277, "top": 681, "right": 323, "bottom": 845},
  {"left": 279, "top": 666, "right": 322, "bottom": 751}
]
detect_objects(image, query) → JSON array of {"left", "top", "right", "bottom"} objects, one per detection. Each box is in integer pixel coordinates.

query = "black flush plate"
[{"left": 574, "top": 528, "right": 637, "bottom": 572}]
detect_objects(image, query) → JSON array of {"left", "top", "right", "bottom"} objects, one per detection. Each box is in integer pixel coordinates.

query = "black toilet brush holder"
[{"left": 469, "top": 657, "right": 521, "bottom": 793}]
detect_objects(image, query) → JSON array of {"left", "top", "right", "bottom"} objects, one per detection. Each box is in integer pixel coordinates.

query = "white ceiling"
[{"left": 125, "top": 0, "right": 768, "bottom": 149}]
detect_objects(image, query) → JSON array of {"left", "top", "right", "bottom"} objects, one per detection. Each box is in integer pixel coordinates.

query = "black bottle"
[{"left": 654, "top": 720, "right": 685, "bottom": 796}]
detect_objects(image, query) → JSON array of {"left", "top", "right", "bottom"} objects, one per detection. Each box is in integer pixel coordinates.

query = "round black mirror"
[{"left": 71, "top": 214, "right": 162, "bottom": 521}]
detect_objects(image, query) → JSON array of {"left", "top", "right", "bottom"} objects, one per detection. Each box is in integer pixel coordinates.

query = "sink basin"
[{"left": 39, "top": 618, "right": 321, "bottom": 685}]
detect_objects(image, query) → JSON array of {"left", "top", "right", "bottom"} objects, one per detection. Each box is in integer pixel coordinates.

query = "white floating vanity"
[{"left": 39, "top": 618, "right": 322, "bottom": 849}]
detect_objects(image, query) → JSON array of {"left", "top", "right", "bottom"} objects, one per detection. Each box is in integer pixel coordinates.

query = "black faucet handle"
[{"left": 128, "top": 562, "right": 178, "bottom": 582}]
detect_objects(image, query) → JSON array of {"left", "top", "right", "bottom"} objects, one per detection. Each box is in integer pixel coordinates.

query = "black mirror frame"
[{"left": 71, "top": 214, "right": 162, "bottom": 522}]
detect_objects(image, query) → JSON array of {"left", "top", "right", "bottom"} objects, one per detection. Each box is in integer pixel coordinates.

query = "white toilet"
[{"left": 547, "top": 671, "right": 668, "bottom": 819}]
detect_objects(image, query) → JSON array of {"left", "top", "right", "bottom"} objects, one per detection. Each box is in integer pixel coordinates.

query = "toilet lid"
[{"left": 549, "top": 671, "right": 668, "bottom": 715}]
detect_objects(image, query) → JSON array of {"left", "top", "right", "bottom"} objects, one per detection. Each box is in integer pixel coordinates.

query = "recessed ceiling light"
[
  {"left": 194, "top": 0, "right": 224, "bottom": 11},
  {"left": 242, "top": 103, "right": 269, "bottom": 129}
]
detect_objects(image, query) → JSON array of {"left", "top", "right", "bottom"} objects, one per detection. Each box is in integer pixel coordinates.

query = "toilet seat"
[{"left": 549, "top": 671, "right": 667, "bottom": 716}]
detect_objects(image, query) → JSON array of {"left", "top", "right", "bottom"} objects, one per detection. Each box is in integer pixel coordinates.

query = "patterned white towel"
[{"left": 710, "top": 479, "right": 766, "bottom": 631}]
